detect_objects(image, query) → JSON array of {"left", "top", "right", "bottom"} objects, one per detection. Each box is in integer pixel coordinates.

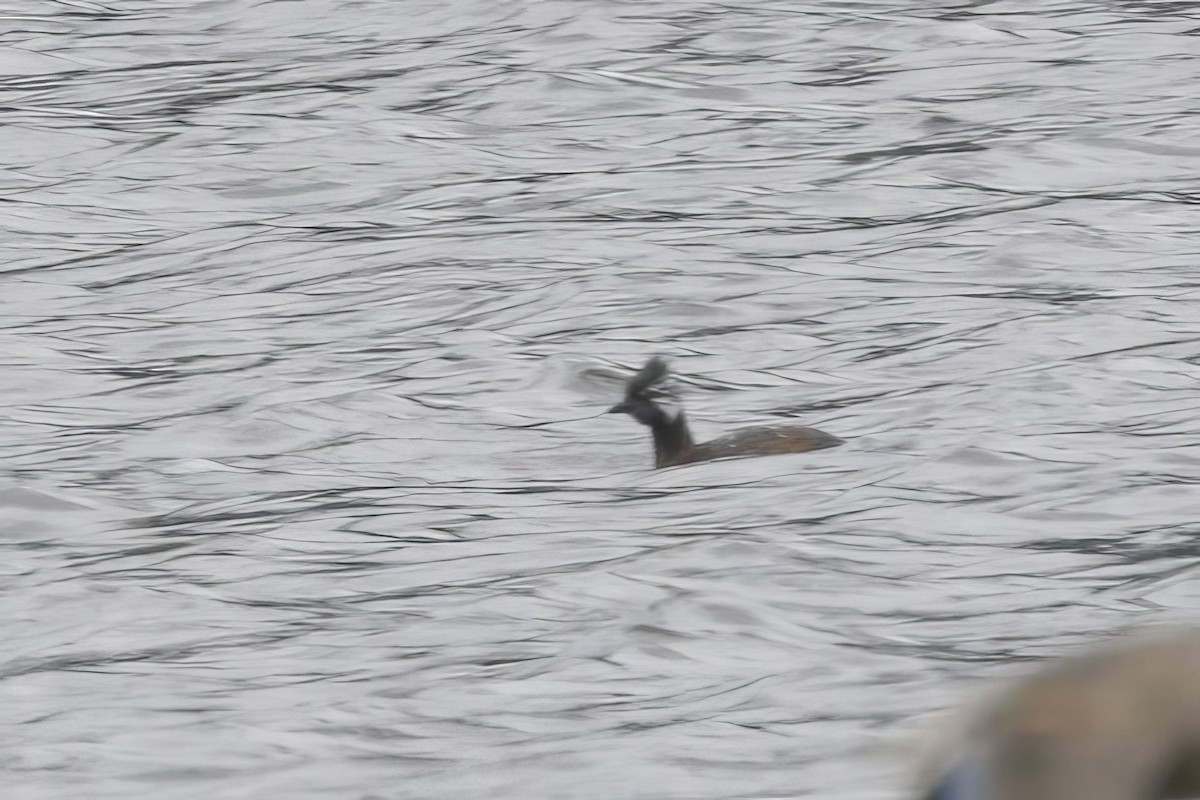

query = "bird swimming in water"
[
  {"left": 917, "top": 628, "right": 1200, "bottom": 800},
  {"left": 608, "top": 356, "right": 842, "bottom": 469}
]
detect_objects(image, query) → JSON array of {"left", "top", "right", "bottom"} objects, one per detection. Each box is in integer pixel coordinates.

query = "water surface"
[{"left": 3, "top": 1, "right": 1200, "bottom": 797}]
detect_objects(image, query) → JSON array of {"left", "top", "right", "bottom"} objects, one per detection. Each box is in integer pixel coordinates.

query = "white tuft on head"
[
  {"left": 640, "top": 381, "right": 682, "bottom": 420},
  {"left": 656, "top": 394, "right": 683, "bottom": 421}
]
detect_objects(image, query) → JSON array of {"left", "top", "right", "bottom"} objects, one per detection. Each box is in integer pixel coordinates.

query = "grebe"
[{"left": 608, "top": 356, "right": 842, "bottom": 469}]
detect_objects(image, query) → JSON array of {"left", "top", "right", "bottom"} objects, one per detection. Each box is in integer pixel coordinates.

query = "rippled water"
[{"left": 3, "top": 1, "right": 1200, "bottom": 797}]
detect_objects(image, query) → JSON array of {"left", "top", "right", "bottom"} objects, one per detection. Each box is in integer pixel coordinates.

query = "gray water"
[{"left": 3, "top": 1, "right": 1200, "bottom": 798}]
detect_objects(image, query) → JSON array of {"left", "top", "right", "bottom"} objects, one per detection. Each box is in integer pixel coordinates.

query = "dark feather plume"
[{"left": 626, "top": 356, "right": 670, "bottom": 398}]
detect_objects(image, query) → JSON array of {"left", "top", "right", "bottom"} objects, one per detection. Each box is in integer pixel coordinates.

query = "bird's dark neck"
[{"left": 650, "top": 412, "right": 694, "bottom": 468}]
